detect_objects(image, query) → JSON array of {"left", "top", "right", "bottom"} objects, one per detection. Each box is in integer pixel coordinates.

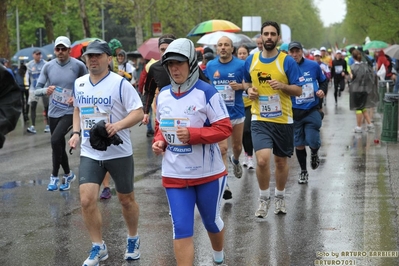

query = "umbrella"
[
  {"left": 197, "top": 32, "right": 242, "bottom": 45},
  {"left": 70, "top": 37, "right": 102, "bottom": 58},
  {"left": 384, "top": 44, "right": 399, "bottom": 59},
  {"left": 236, "top": 34, "right": 255, "bottom": 45},
  {"left": 187, "top": 19, "right": 240, "bottom": 37},
  {"left": 252, "top": 33, "right": 261, "bottom": 41},
  {"left": 126, "top": 50, "right": 142, "bottom": 58},
  {"left": 12, "top": 47, "right": 49, "bottom": 63},
  {"left": 137, "top": 38, "right": 160, "bottom": 60},
  {"left": 363, "top": 40, "right": 389, "bottom": 51},
  {"left": 41, "top": 43, "right": 55, "bottom": 59},
  {"left": 345, "top": 44, "right": 360, "bottom": 51}
]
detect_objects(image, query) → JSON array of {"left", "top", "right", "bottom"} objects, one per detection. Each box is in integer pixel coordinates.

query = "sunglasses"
[{"left": 55, "top": 47, "right": 68, "bottom": 52}]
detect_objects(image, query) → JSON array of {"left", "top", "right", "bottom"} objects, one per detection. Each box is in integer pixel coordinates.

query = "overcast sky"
[{"left": 315, "top": 0, "right": 347, "bottom": 27}]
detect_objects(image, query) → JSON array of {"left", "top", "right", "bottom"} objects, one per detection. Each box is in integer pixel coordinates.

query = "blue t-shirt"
[
  {"left": 205, "top": 56, "right": 245, "bottom": 120},
  {"left": 291, "top": 58, "right": 326, "bottom": 110}
]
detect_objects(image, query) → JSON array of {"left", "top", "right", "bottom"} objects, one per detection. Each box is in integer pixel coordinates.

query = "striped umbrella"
[{"left": 187, "top": 19, "right": 241, "bottom": 37}]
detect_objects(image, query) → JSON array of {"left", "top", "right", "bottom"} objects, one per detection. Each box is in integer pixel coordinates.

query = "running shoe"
[
  {"left": 125, "top": 236, "right": 140, "bottom": 260},
  {"left": 354, "top": 126, "right": 362, "bottom": 133},
  {"left": 82, "top": 243, "right": 108, "bottom": 266},
  {"left": 146, "top": 129, "right": 154, "bottom": 137},
  {"left": 229, "top": 155, "right": 242, "bottom": 179},
  {"left": 213, "top": 254, "right": 225, "bottom": 265},
  {"left": 311, "top": 153, "right": 320, "bottom": 170},
  {"left": 298, "top": 171, "right": 309, "bottom": 184},
  {"left": 255, "top": 198, "right": 271, "bottom": 218},
  {"left": 367, "top": 124, "right": 375, "bottom": 132},
  {"left": 242, "top": 155, "right": 248, "bottom": 168},
  {"left": 44, "top": 125, "right": 50, "bottom": 133},
  {"left": 59, "top": 171, "right": 76, "bottom": 191},
  {"left": 27, "top": 125, "right": 36, "bottom": 134},
  {"left": 100, "top": 187, "right": 112, "bottom": 199},
  {"left": 274, "top": 196, "right": 287, "bottom": 215},
  {"left": 247, "top": 157, "right": 254, "bottom": 170},
  {"left": 47, "top": 175, "right": 59, "bottom": 191},
  {"left": 223, "top": 184, "right": 232, "bottom": 200}
]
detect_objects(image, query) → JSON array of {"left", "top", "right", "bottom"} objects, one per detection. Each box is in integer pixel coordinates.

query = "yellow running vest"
[{"left": 248, "top": 52, "right": 293, "bottom": 124}]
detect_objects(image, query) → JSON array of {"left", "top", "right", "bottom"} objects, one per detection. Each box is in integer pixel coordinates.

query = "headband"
[{"left": 158, "top": 38, "right": 175, "bottom": 47}]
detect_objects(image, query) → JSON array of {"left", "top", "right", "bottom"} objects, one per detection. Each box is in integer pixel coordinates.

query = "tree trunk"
[
  {"left": 43, "top": 13, "right": 54, "bottom": 43},
  {"left": 0, "top": 0, "right": 10, "bottom": 59},
  {"left": 79, "top": 0, "right": 91, "bottom": 38},
  {"left": 135, "top": 24, "right": 144, "bottom": 47}
]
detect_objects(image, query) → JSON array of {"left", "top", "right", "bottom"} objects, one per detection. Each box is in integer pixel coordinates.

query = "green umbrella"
[{"left": 363, "top": 40, "right": 389, "bottom": 50}]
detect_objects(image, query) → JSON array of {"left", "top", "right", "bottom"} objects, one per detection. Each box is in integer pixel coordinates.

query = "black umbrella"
[{"left": 12, "top": 47, "right": 49, "bottom": 63}]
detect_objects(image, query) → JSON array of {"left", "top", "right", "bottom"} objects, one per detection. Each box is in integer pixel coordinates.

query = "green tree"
[{"left": 0, "top": 0, "right": 11, "bottom": 59}]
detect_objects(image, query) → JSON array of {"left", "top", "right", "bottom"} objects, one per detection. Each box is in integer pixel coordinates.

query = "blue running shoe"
[
  {"left": 214, "top": 254, "right": 225, "bottom": 265},
  {"left": 124, "top": 236, "right": 140, "bottom": 260},
  {"left": 59, "top": 171, "right": 76, "bottom": 191},
  {"left": 47, "top": 175, "right": 59, "bottom": 191},
  {"left": 27, "top": 125, "right": 37, "bottom": 134},
  {"left": 82, "top": 243, "right": 108, "bottom": 266},
  {"left": 44, "top": 125, "right": 50, "bottom": 133}
]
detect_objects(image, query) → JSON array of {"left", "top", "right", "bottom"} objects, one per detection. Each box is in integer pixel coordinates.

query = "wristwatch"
[{"left": 70, "top": 131, "right": 81, "bottom": 138}]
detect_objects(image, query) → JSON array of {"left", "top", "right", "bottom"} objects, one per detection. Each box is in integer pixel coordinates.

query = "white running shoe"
[
  {"left": 274, "top": 196, "right": 287, "bottom": 215},
  {"left": 247, "top": 157, "right": 254, "bottom": 170},
  {"left": 242, "top": 155, "right": 248, "bottom": 167},
  {"left": 255, "top": 198, "right": 271, "bottom": 218},
  {"left": 82, "top": 243, "right": 108, "bottom": 266}
]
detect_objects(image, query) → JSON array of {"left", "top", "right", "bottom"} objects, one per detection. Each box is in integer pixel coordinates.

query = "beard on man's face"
[{"left": 263, "top": 40, "right": 277, "bottom": 51}]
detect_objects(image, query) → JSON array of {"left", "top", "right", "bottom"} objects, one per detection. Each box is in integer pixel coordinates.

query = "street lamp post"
[
  {"left": 101, "top": 0, "right": 105, "bottom": 40},
  {"left": 16, "top": 7, "right": 20, "bottom": 51}
]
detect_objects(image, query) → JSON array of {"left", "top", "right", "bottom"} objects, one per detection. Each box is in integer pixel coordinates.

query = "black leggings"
[
  {"left": 21, "top": 89, "right": 29, "bottom": 118},
  {"left": 30, "top": 97, "right": 49, "bottom": 126},
  {"left": 242, "top": 106, "right": 253, "bottom": 156},
  {"left": 49, "top": 115, "right": 73, "bottom": 176},
  {"left": 333, "top": 76, "right": 345, "bottom": 102}
]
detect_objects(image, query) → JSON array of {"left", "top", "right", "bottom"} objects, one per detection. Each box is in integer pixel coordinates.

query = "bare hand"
[
  {"left": 267, "top": 79, "right": 284, "bottom": 90},
  {"left": 67, "top": 97, "right": 74, "bottom": 106},
  {"left": 142, "top": 114, "right": 149, "bottom": 125},
  {"left": 152, "top": 141, "right": 165, "bottom": 155},
  {"left": 316, "top": 90, "right": 325, "bottom": 99},
  {"left": 105, "top": 122, "right": 119, "bottom": 137},
  {"left": 47, "top": 85, "right": 55, "bottom": 96},
  {"left": 68, "top": 134, "right": 80, "bottom": 150},
  {"left": 176, "top": 127, "right": 190, "bottom": 144},
  {"left": 229, "top": 81, "right": 241, "bottom": 91},
  {"left": 248, "top": 87, "right": 259, "bottom": 100}
]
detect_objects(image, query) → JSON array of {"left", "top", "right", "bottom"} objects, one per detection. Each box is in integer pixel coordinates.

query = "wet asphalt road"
[{"left": 1, "top": 87, "right": 399, "bottom": 266}]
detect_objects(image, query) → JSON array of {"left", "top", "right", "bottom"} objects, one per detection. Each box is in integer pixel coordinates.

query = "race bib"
[
  {"left": 215, "top": 85, "right": 235, "bottom": 106},
  {"left": 81, "top": 106, "right": 110, "bottom": 138},
  {"left": 160, "top": 118, "right": 192, "bottom": 154},
  {"left": 335, "top": 65, "right": 343, "bottom": 74},
  {"left": 52, "top": 87, "right": 72, "bottom": 109},
  {"left": 259, "top": 94, "right": 282, "bottom": 118},
  {"left": 296, "top": 83, "right": 315, "bottom": 104}
]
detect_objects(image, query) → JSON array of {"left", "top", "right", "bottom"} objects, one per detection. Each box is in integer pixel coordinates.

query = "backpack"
[{"left": 385, "top": 54, "right": 393, "bottom": 75}]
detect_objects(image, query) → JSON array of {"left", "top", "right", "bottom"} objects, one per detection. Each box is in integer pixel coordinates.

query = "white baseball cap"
[{"left": 55, "top": 36, "right": 71, "bottom": 48}]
